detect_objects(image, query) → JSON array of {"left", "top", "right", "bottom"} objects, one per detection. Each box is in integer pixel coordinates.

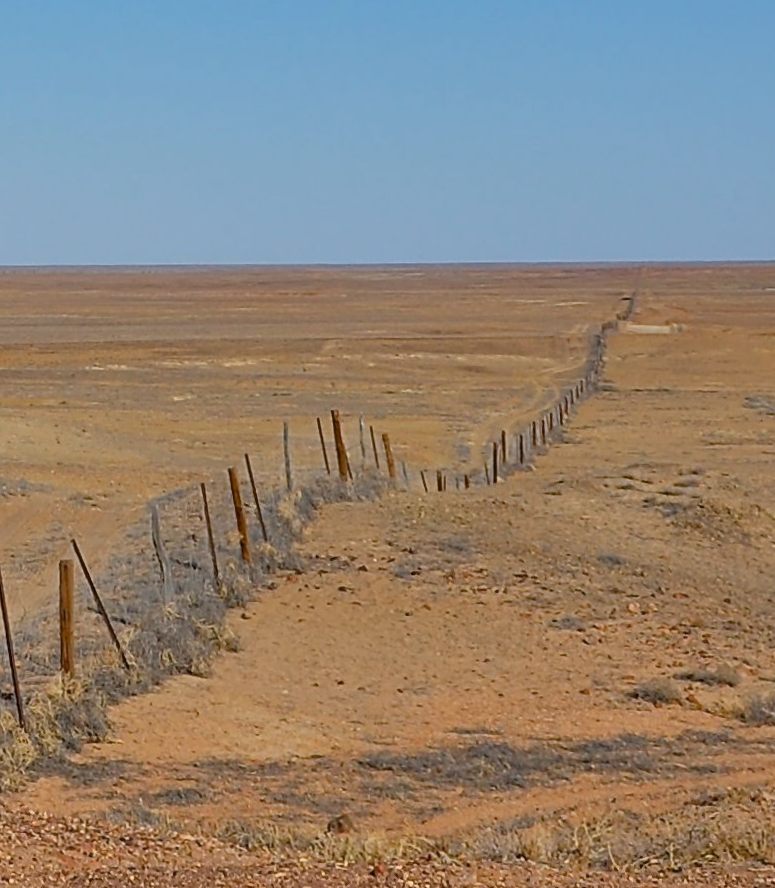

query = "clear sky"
[{"left": 1, "top": 1, "right": 773, "bottom": 265}]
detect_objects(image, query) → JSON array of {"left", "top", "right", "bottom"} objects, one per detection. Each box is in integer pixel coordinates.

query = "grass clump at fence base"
[
  {"left": 0, "top": 678, "right": 109, "bottom": 791},
  {"left": 0, "top": 471, "right": 389, "bottom": 790}
]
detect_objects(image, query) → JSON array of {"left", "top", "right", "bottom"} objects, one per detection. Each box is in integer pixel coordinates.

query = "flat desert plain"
[{"left": 1, "top": 264, "right": 775, "bottom": 886}]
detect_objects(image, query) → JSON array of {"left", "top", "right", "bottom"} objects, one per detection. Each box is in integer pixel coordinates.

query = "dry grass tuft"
[
  {"left": 742, "top": 692, "right": 775, "bottom": 726},
  {"left": 629, "top": 678, "right": 683, "bottom": 705},
  {"left": 675, "top": 663, "right": 741, "bottom": 687}
]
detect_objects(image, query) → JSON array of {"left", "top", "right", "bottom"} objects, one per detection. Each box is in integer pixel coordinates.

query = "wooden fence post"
[
  {"left": 359, "top": 416, "right": 367, "bottom": 466},
  {"left": 71, "top": 539, "right": 131, "bottom": 670},
  {"left": 492, "top": 441, "right": 498, "bottom": 484},
  {"left": 532, "top": 421, "right": 538, "bottom": 448},
  {"left": 436, "top": 470, "right": 443, "bottom": 492},
  {"left": 244, "top": 453, "right": 269, "bottom": 543},
  {"left": 0, "top": 567, "right": 26, "bottom": 730},
  {"left": 519, "top": 433, "right": 525, "bottom": 465},
  {"left": 381, "top": 433, "right": 397, "bottom": 481},
  {"left": 420, "top": 470, "right": 429, "bottom": 493},
  {"left": 330, "top": 410, "right": 351, "bottom": 481},
  {"left": 316, "top": 417, "right": 331, "bottom": 475},
  {"left": 151, "top": 504, "right": 174, "bottom": 603},
  {"left": 59, "top": 559, "right": 75, "bottom": 679},
  {"left": 228, "top": 466, "right": 252, "bottom": 565},
  {"left": 501, "top": 429, "right": 507, "bottom": 463},
  {"left": 199, "top": 482, "right": 221, "bottom": 590},
  {"left": 401, "top": 461, "right": 410, "bottom": 488},
  {"left": 464, "top": 474, "right": 470, "bottom": 489},
  {"left": 369, "top": 425, "right": 380, "bottom": 469},
  {"left": 283, "top": 421, "right": 293, "bottom": 492}
]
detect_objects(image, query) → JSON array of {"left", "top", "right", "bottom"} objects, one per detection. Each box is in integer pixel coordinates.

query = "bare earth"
[{"left": 1, "top": 264, "right": 775, "bottom": 885}]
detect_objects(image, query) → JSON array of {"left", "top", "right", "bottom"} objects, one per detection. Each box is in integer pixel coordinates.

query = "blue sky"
[{"left": 1, "top": 1, "right": 773, "bottom": 264}]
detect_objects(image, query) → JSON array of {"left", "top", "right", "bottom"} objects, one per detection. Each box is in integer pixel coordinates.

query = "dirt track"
[{"left": 2, "top": 264, "right": 775, "bottom": 882}]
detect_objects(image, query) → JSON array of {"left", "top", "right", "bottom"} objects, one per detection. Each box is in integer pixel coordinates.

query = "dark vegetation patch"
[
  {"left": 356, "top": 731, "right": 747, "bottom": 794},
  {"left": 549, "top": 614, "right": 586, "bottom": 631},
  {"left": 742, "top": 692, "right": 775, "bottom": 726},
  {"left": 675, "top": 664, "right": 741, "bottom": 687},
  {"left": 147, "top": 785, "right": 211, "bottom": 806},
  {"left": 629, "top": 678, "right": 683, "bottom": 705}
]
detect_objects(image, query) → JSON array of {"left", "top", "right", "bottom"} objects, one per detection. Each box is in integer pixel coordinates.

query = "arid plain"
[{"left": 1, "top": 264, "right": 774, "bottom": 886}]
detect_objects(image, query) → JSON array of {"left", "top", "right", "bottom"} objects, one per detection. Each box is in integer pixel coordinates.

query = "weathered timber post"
[
  {"left": 369, "top": 425, "right": 380, "bottom": 469},
  {"left": 244, "top": 453, "right": 269, "bottom": 543},
  {"left": 71, "top": 538, "right": 131, "bottom": 670},
  {"left": 151, "top": 503, "right": 174, "bottom": 603},
  {"left": 199, "top": 482, "right": 221, "bottom": 590},
  {"left": 330, "top": 410, "right": 350, "bottom": 481},
  {"left": 59, "top": 559, "right": 75, "bottom": 679},
  {"left": 0, "top": 568, "right": 26, "bottom": 730},
  {"left": 228, "top": 466, "right": 252, "bottom": 565},
  {"left": 381, "top": 433, "right": 397, "bottom": 481},
  {"left": 283, "top": 421, "right": 293, "bottom": 492},
  {"left": 359, "top": 416, "right": 367, "bottom": 466},
  {"left": 316, "top": 417, "right": 331, "bottom": 475}
]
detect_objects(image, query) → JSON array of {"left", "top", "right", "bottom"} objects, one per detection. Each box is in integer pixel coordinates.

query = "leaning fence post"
[
  {"left": 59, "top": 559, "right": 76, "bottom": 679},
  {"left": 244, "top": 453, "right": 269, "bottom": 543},
  {"left": 0, "top": 567, "right": 26, "bottom": 731},
  {"left": 316, "top": 417, "right": 331, "bottom": 475},
  {"left": 228, "top": 466, "right": 252, "bottom": 565},
  {"left": 71, "top": 539, "right": 131, "bottom": 670},
  {"left": 283, "top": 421, "right": 293, "bottom": 492},
  {"left": 369, "top": 425, "right": 380, "bottom": 469},
  {"left": 420, "top": 470, "right": 429, "bottom": 493},
  {"left": 330, "top": 410, "right": 350, "bottom": 481},
  {"left": 359, "top": 416, "right": 367, "bottom": 466},
  {"left": 381, "top": 432, "right": 397, "bottom": 481},
  {"left": 199, "top": 483, "right": 221, "bottom": 591}
]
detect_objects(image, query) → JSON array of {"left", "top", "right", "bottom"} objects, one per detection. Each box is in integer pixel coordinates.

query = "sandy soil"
[
  {"left": 0, "top": 265, "right": 624, "bottom": 617},
  {"left": 3, "top": 263, "right": 775, "bottom": 883}
]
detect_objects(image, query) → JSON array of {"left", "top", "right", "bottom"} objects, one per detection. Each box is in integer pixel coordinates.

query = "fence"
[{"left": 0, "top": 288, "right": 637, "bottom": 766}]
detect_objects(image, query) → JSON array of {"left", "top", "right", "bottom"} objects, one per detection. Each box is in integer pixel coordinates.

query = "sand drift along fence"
[{"left": 0, "top": 289, "right": 637, "bottom": 785}]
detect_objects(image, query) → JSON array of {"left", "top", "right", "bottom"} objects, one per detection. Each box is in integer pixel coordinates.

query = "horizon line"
[{"left": 1, "top": 258, "right": 774, "bottom": 272}]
